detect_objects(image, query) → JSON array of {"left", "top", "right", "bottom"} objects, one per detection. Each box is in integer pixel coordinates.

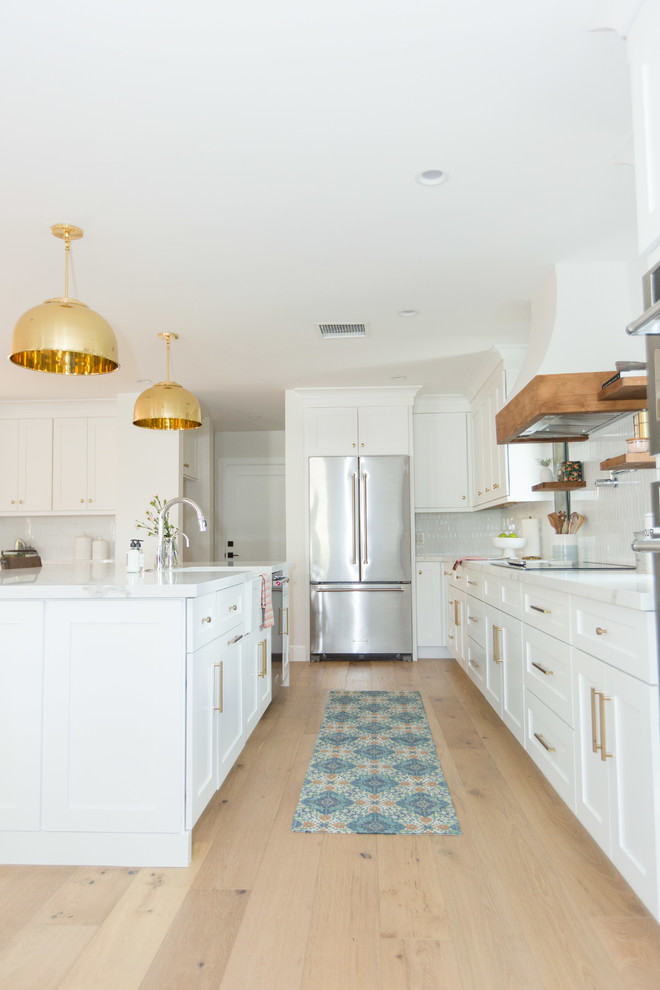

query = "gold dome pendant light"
[
  {"left": 9, "top": 224, "right": 119, "bottom": 374},
  {"left": 133, "top": 332, "right": 202, "bottom": 430}
]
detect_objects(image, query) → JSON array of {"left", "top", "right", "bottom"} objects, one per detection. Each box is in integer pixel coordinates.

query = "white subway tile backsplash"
[{"left": 0, "top": 516, "right": 115, "bottom": 563}]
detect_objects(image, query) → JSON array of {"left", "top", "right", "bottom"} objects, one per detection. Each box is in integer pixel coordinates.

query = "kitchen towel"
[
  {"left": 261, "top": 574, "right": 274, "bottom": 628},
  {"left": 521, "top": 517, "right": 541, "bottom": 557}
]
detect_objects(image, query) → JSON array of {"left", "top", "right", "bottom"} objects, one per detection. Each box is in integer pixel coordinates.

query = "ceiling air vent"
[{"left": 315, "top": 322, "right": 368, "bottom": 339}]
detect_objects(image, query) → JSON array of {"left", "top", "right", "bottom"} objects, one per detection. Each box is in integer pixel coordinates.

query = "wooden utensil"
[
  {"left": 547, "top": 512, "right": 560, "bottom": 533},
  {"left": 557, "top": 510, "right": 567, "bottom": 534}
]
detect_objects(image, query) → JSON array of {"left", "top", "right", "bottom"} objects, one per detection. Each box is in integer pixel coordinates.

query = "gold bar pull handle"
[
  {"left": 530, "top": 605, "right": 551, "bottom": 614},
  {"left": 599, "top": 693, "right": 613, "bottom": 761},
  {"left": 591, "top": 686, "right": 599, "bottom": 754},
  {"left": 492, "top": 625, "right": 503, "bottom": 663},
  {"left": 534, "top": 732, "right": 556, "bottom": 753},
  {"left": 214, "top": 661, "right": 223, "bottom": 712},
  {"left": 531, "top": 661, "right": 553, "bottom": 676},
  {"left": 281, "top": 607, "right": 289, "bottom": 635}
]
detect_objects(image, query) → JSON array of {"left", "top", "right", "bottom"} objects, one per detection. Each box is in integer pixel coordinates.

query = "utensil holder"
[{"left": 552, "top": 535, "right": 578, "bottom": 561}]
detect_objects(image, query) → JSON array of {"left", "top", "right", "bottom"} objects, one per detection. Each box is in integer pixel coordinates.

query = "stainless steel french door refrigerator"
[{"left": 309, "top": 455, "right": 413, "bottom": 660}]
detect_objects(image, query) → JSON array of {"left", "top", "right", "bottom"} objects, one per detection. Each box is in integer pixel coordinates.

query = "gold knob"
[
  {"left": 478, "top": 491, "right": 482, "bottom": 496},
  {"left": 596, "top": 627, "right": 607, "bottom": 636},
  {"left": 18, "top": 499, "right": 23, "bottom": 504},
  {"left": 485, "top": 487, "right": 490, "bottom": 492},
  {"left": 80, "top": 498, "right": 84, "bottom": 503},
  {"left": 352, "top": 443, "right": 356, "bottom": 447},
  {"left": 462, "top": 495, "right": 466, "bottom": 500},
  {"left": 361, "top": 442, "right": 365, "bottom": 447},
  {"left": 88, "top": 498, "right": 92, "bottom": 503},
  {"left": 493, "top": 483, "right": 500, "bottom": 489},
  {"left": 184, "top": 462, "right": 189, "bottom": 468},
  {"left": 202, "top": 616, "right": 212, "bottom": 624},
  {"left": 10, "top": 499, "right": 15, "bottom": 504},
  {"left": 419, "top": 570, "right": 422, "bottom": 574},
  {"left": 230, "top": 604, "right": 238, "bottom": 611}
]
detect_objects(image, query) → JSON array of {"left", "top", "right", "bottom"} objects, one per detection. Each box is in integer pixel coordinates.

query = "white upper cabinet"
[
  {"left": 0, "top": 419, "right": 52, "bottom": 513},
  {"left": 628, "top": 1, "right": 660, "bottom": 257},
  {"left": 52, "top": 417, "right": 116, "bottom": 512},
  {"left": 469, "top": 365, "right": 551, "bottom": 508},
  {"left": 305, "top": 404, "right": 410, "bottom": 456},
  {"left": 413, "top": 411, "right": 470, "bottom": 510},
  {"left": 182, "top": 430, "right": 198, "bottom": 480}
]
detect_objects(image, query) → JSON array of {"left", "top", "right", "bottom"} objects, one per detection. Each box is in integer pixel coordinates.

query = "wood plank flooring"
[{"left": 2, "top": 658, "right": 660, "bottom": 989}]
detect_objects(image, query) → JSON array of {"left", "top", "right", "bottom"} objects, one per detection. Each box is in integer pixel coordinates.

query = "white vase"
[{"left": 539, "top": 466, "right": 553, "bottom": 483}]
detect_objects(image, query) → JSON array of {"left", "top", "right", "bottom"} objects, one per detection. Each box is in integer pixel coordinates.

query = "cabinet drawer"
[
  {"left": 187, "top": 592, "right": 218, "bottom": 652},
  {"left": 465, "top": 596, "right": 486, "bottom": 648},
  {"left": 571, "top": 595, "right": 657, "bottom": 684},
  {"left": 482, "top": 569, "right": 500, "bottom": 607},
  {"left": 523, "top": 626, "right": 573, "bottom": 726},
  {"left": 216, "top": 582, "right": 245, "bottom": 634},
  {"left": 463, "top": 568, "right": 483, "bottom": 599},
  {"left": 499, "top": 573, "right": 522, "bottom": 619},
  {"left": 522, "top": 584, "right": 570, "bottom": 641},
  {"left": 525, "top": 691, "right": 576, "bottom": 812},
  {"left": 466, "top": 636, "right": 486, "bottom": 690}
]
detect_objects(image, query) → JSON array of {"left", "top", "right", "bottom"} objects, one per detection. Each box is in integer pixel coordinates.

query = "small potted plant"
[{"left": 537, "top": 458, "right": 553, "bottom": 483}]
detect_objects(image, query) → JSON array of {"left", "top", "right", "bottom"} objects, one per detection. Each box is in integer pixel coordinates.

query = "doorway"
[{"left": 220, "top": 460, "right": 286, "bottom": 562}]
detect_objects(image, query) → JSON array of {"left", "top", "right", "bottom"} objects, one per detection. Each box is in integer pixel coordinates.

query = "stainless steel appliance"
[{"left": 309, "top": 455, "right": 412, "bottom": 660}]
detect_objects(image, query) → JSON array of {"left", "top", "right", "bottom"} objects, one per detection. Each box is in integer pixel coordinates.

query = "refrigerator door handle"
[
  {"left": 312, "top": 585, "right": 406, "bottom": 592},
  {"left": 352, "top": 473, "right": 358, "bottom": 565},
  {"left": 361, "top": 472, "right": 369, "bottom": 565}
]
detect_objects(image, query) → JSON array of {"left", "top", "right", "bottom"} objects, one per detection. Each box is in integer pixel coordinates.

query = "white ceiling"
[{"left": 0, "top": 0, "right": 639, "bottom": 430}]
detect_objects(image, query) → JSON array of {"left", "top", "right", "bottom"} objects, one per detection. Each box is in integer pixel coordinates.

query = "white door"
[{"left": 221, "top": 461, "right": 285, "bottom": 562}]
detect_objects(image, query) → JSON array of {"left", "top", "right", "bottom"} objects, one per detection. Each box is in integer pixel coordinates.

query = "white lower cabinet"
[
  {"left": 485, "top": 605, "right": 524, "bottom": 745},
  {"left": 415, "top": 562, "right": 444, "bottom": 657},
  {"left": 574, "top": 647, "right": 660, "bottom": 915},
  {"left": 525, "top": 690, "right": 576, "bottom": 811},
  {"left": 456, "top": 562, "right": 660, "bottom": 919},
  {"left": 217, "top": 631, "right": 244, "bottom": 785},
  {"left": 0, "top": 602, "right": 44, "bottom": 830},
  {"left": 43, "top": 600, "right": 186, "bottom": 833}
]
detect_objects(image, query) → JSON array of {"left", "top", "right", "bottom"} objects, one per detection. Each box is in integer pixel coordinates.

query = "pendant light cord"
[{"left": 63, "top": 226, "right": 71, "bottom": 301}]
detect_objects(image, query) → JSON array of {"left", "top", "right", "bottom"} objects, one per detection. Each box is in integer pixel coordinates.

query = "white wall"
[{"left": 115, "top": 393, "right": 181, "bottom": 568}]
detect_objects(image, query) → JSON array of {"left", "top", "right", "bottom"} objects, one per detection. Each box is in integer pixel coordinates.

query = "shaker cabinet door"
[{"left": 42, "top": 600, "right": 186, "bottom": 833}]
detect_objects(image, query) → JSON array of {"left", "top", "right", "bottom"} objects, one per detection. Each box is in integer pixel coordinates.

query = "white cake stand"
[{"left": 492, "top": 536, "right": 527, "bottom": 558}]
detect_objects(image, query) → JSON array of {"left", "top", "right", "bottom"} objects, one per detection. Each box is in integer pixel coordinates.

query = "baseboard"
[
  {"left": 417, "top": 647, "right": 453, "bottom": 659},
  {"left": 290, "top": 643, "right": 309, "bottom": 662}
]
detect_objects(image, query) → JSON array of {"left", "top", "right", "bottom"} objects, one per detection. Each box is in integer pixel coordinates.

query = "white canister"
[
  {"left": 92, "top": 539, "right": 109, "bottom": 561},
  {"left": 74, "top": 535, "right": 92, "bottom": 560},
  {"left": 552, "top": 534, "right": 578, "bottom": 561}
]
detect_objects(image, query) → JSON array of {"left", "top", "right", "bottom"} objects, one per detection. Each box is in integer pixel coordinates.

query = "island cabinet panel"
[
  {"left": 41, "top": 600, "right": 186, "bottom": 833},
  {"left": 0, "top": 602, "right": 44, "bottom": 830}
]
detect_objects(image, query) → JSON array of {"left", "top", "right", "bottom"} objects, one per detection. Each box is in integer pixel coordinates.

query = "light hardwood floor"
[{"left": 2, "top": 658, "right": 660, "bottom": 989}]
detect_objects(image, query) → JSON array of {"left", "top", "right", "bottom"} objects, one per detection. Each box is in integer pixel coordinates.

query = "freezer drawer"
[{"left": 310, "top": 584, "right": 412, "bottom": 658}]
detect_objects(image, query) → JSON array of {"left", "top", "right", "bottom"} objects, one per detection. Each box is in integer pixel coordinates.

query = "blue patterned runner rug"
[{"left": 291, "top": 690, "right": 461, "bottom": 834}]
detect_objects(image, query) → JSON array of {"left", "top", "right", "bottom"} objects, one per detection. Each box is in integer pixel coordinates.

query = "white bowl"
[{"left": 492, "top": 536, "right": 527, "bottom": 558}]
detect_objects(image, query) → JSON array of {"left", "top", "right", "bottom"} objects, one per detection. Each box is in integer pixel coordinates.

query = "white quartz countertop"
[
  {"left": 416, "top": 555, "right": 655, "bottom": 611},
  {"left": 0, "top": 561, "right": 289, "bottom": 599}
]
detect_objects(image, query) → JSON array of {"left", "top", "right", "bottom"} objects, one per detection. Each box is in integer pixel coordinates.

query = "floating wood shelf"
[
  {"left": 531, "top": 481, "right": 587, "bottom": 492},
  {"left": 598, "top": 376, "right": 647, "bottom": 401},
  {"left": 599, "top": 453, "right": 657, "bottom": 471}
]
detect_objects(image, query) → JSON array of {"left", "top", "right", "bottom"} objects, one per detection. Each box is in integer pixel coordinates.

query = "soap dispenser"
[{"left": 126, "top": 539, "right": 143, "bottom": 573}]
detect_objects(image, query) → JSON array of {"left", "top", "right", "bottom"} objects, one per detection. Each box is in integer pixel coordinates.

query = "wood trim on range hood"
[{"left": 495, "top": 372, "right": 646, "bottom": 444}]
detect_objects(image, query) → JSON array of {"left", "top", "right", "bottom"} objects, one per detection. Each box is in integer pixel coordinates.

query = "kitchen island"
[{"left": 0, "top": 562, "right": 286, "bottom": 868}]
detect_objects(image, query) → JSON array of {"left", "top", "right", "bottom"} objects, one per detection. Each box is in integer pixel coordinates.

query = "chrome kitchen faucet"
[{"left": 156, "top": 496, "right": 207, "bottom": 570}]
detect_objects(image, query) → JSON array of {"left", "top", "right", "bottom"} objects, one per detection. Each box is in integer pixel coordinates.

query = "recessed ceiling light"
[
  {"left": 397, "top": 309, "right": 419, "bottom": 317},
  {"left": 391, "top": 375, "right": 407, "bottom": 381},
  {"left": 416, "top": 169, "right": 448, "bottom": 186}
]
